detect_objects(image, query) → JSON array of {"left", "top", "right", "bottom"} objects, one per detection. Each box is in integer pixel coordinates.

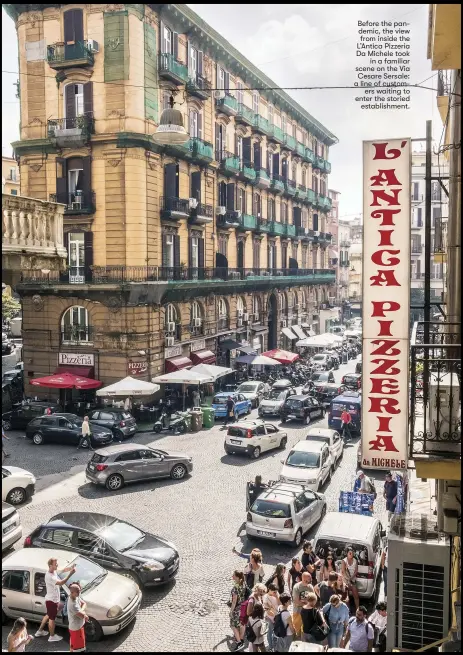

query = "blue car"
[
  {"left": 212, "top": 392, "right": 252, "bottom": 420},
  {"left": 328, "top": 391, "right": 361, "bottom": 434}
]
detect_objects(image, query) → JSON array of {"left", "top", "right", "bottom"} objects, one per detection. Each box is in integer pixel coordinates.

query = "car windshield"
[
  {"left": 227, "top": 427, "right": 248, "bottom": 438},
  {"left": 212, "top": 396, "right": 229, "bottom": 405},
  {"left": 238, "top": 384, "right": 258, "bottom": 393},
  {"left": 285, "top": 450, "right": 320, "bottom": 468},
  {"left": 314, "top": 539, "right": 369, "bottom": 565},
  {"left": 286, "top": 399, "right": 303, "bottom": 409},
  {"left": 344, "top": 376, "right": 357, "bottom": 383},
  {"left": 59, "top": 555, "right": 107, "bottom": 592},
  {"left": 312, "top": 355, "right": 326, "bottom": 361},
  {"left": 268, "top": 390, "right": 285, "bottom": 400},
  {"left": 251, "top": 499, "right": 291, "bottom": 518},
  {"left": 312, "top": 373, "right": 327, "bottom": 381},
  {"left": 308, "top": 435, "right": 330, "bottom": 445},
  {"left": 97, "top": 520, "right": 145, "bottom": 551}
]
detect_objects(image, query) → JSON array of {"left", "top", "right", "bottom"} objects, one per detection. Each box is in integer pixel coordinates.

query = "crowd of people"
[{"left": 229, "top": 543, "right": 387, "bottom": 652}]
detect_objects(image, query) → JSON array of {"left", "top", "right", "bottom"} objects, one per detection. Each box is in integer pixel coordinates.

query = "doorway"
[{"left": 267, "top": 294, "right": 278, "bottom": 350}]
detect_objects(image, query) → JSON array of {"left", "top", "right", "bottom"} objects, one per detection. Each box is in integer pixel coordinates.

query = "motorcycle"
[{"left": 153, "top": 410, "right": 190, "bottom": 434}]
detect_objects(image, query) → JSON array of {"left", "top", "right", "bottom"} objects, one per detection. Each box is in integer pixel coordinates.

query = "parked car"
[
  {"left": 342, "top": 373, "right": 362, "bottom": 390},
  {"left": 25, "top": 511, "right": 180, "bottom": 588},
  {"left": 88, "top": 408, "right": 137, "bottom": 440},
  {"left": 2, "top": 332, "right": 14, "bottom": 355},
  {"left": 306, "top": 371, "right": 336, "bottom": 388},
  {"left": 2, "top": 369, "right": 23, "bottom": 387},
  {"left": 236, "top": 381, "right": 267, "bottom": 408},
  {"left": 246, "top": 482, "right": 326, "bottom": 547},
  {"left": 86, "top": 443, "right": 193, "bottom": 490},
  {"left": 2, "top": 547, "right": 142, "bottom": 640},
  {"left": 2, "top": 502, "right": 22, "bottom": 551},
  {"left": 258, "top": 386, "right": 297, "bottom": 417},
  {"left": 321, "top": 351, "right": 340, "bottom": 369},
  {"left": 2, "top": 465, "right": 36, "bottom": 505},
  {"left": 313, "top": 383, "right": 346, "bottom": 408},
  {"left": 310, "top": 353, "right": 333, "bottom": 371},
  {"left": 305, "top": 427, "right": 343, "bottom": 469},
  {"left": 355, "top": 359, "right": 362, "bottom": 374},
  {"left": 25, "top": 413, "right": 113, "bottom": 447},
  {"left": 280, "top": 394, "right": 325, "bottom": 424},
  {"left": 212, "top": 392, "right": 251, "bottom": 420},
  {"left": 279, "top": 440, "right": 332, "bottom": 491},
  {"left": 313, "top": 512, "right": 385, "bottom": 598},
  {"left": 224, "top": 420, "right": 287, "bottom": 459},
  {"left": 2, "top": 400, "right": 61, "bottom": 431}
]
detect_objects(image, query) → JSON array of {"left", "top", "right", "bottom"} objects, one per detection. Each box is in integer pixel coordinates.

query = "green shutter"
[
  {"left": 144, "top": 23, "right": 158, "bottom": 124},
  {"left": 104, "top": 11, "right": 129, "bottom": 82}
]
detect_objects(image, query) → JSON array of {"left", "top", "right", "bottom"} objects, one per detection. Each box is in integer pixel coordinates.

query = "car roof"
[
  {"left": 315, "top": 512, "right": 378, "bottom": 541},
  {"left": 3, "top": 547, "right": 78, "bottom": 569},
  {"left": 214, "top": 392, "right": 239, "bottom": 397},
  {"left": 291, "top": 440, "right": 328, "bottom": 453},
  {"left": 53, "top": 413, "right": 80, "bottom": 419},
  {"left": 306, "top": 428, "right": 339, "bottom": 437},
  {"left": 257, "top": 483, "right": 310, "bottom": 502},
  {"left": 332, "top": 392, "right": 361, "bottom": 402},
  {"left": 46, "top": 511, "right": 119, "bottom": 532},
  {"left": 272, "top": 379, "right": 292, "bottom": 385},
  {"left": 94, "top": 442, "right": 145, "bottom": 456},
  {"left": 228, "top": 420, "right": 264, "bottom": 428}
]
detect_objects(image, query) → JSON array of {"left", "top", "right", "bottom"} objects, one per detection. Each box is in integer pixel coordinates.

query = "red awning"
[
  {"left": 30, "top": 371, "right": 102, "bottom": 390},
  {"left": 165, "top": 356, "right": 193, "bottom": 373},
  {"left": 262, "top": 349, "right": 300, "bottom": 365},
  {"left": 55, "top": 365, "right": 94, "bottom": 379},
  {"left": 190, "top": 349, "right": 216, "bottom": 365}
]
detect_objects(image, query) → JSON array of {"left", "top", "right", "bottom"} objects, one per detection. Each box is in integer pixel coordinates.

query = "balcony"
[
  {"left": 324, "top": 161, "right": 332, "bottom": 174},
  {"left": 190, "top": 137, "right": 213, "bottom": 163},
  {"left": 319, "top": 232, "right": 332, "bottom": 245},
  {"left": 340, "top": 259, "right": 350, "bottom": 267},
  {"left": 318, "top": 195, "right": 332, "bottom": 211},
  {"left": 340, "top": 240, "right": 351, "bottom": 247},
  {"left": 217, "top": 150, "right": 240, "bottom": 176},
  {"left": 160, "top": 196, "right": 190, "bottom": 220},
  {"left": 50, "top": 191, "right": 96, "bottom": 215},
  {"left": 411, "top": 244, "right": 424, "bottom": 255},
  {"left": 61, "top": 325, "right": 94, "bottom": 345},
  {"left": 236, "top": 213, "right": 257, "bottom": 231},
  {"left": 307, "top": 189, "right": 316, "bottom": 205},
  {"left": 268, "top": 125, "right": 285, "bottom": 144},
  {"left": 304, "top": 148, "right": 315, "bottom": 164},
  {"left": 216, "top": 210, "right": 240, "bottom": 229},
  {"left": 285, "top": 224, "right": 297, "bottom": 238},
  {"left": 189, "top": 202, "right": 213, "bottom": 225},
  {"left": 256, "top": 218, "right": 270, "bottom": 233},
  {"left": 268, "top": 221, "right": 286, "bottom": 236},
  {"left": 235, "top": 103, "right": 254, "bottom": 126},
  {"left": 240, "top": 161, "right": 256, "bottom": 182},
  {"left": 215, "top": 92, "right": 238, "bottom": 116},
  {"left": 409, "top": 321, "right": 461, "bottom": 469},
  {"left": 270, "top": 174, "right": 285, "bottom": 194},
  {"left": 47, "top": 41, "right": 94, "bottom": 69},
  {"left": 253, "top": 168, "right": 271, "bottom": 189},
  {"left": 283, "top": 134, "right": 297, "bottom": 151},
  {"left": 185, "top": 73, "right": 211, "bottom": 100},
  {"left": 47, "top": 116, "right": 94, "bottom": 147},
  {"left": 296, "top": 184, "right": 307, "bottom": 201},
  {"left": 283, "top": 179, "right": 297, "bottom": 198},
  {"left": 158, "top": 53, "right": 188, "bottom": 84},
  {"left": 252, "top": 115, "right": 270, "bottom": 135},
  {"left": 296, "top": 142, "right": 306, "bottom": 157},
  {"left": 313, "top": 155, "right": 325, "bottom": 170}
]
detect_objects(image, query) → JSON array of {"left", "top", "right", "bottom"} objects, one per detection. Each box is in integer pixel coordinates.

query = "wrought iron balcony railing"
[
  {"left": 160, "top": 196, "right": 190, "bottom": 219},
  {"left": 185, "top": 73, "right": 211, "bottom": 99},
  {"left": 215, "top": 92, "right": 238, "bottom": 115},
  {"left": 158, "top": 53, "right": 188, "bottom": 84},
  {"left": 47, "top": 41, "right": 94, "bottom": 68},
  {"left": 217, "top": 150, "right": 240, "bottom": 174},
  {"left": 49, "top": 191, "right": 96, "bottom": 215},
  {"left": 47, "top": 116, "right": 95, "bottom": 144}
]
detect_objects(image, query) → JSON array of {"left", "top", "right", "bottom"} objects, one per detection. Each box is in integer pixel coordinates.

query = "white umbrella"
[
  {"left": 320, "top": 333, "right": 343, "bottom": 344},
  {"left": 151, "top": 369, "right": 213, "bottom": 385},
  {"left": 96, "top": 376, "right": 160, "bottom": 397},
  {"left": 234, "top": 354, "right": 282, "bottom": 366},
  {"left": 190, "top": 363, "right": 232, "bottom": 381}
]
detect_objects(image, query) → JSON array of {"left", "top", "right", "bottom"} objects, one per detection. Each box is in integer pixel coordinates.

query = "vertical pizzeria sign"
[{"left": 362, "top": 139, "right": 411, "bottom": 470}]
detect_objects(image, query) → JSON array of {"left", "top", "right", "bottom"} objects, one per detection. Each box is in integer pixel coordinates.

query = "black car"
[
  {"left": 25, "top": 511, "right": 180, "bottom": 587},
  {"left": 25, "top": 413, "right": 113, "bottom": 447},
  {"left": 314, "top": 383, "right": 346, "bottom": 408},
  {"left": 2, "top": 401, "right": 61, "bottom": 431},
  {"left": 341, "top": 373, "right": 362, "bottom": 391},
  {"left": 355, "top": 360, "right": 362, "bottom": 374},
  {"left": 88, "top": 409, "right": 137, "bottom": 440},
  {"left": 280, "top": 394, "right": 325, "bottom": 424}
]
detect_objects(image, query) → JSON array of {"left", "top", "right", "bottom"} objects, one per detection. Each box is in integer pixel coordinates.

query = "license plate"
[
  {"left": 88, "top": 464, "right": 95, "bottom": 471},
  {"left": 257, "top": 530, "right": 276, "bottom": 538},
  {"left": 3, "top": 522, "right": 16, "bottom": 535},
  {"left": 129, "top": 426, "right": 136, "bottom": 432},
  {"left": 230, "top": 440, "right": 241, "bottom": 445}
]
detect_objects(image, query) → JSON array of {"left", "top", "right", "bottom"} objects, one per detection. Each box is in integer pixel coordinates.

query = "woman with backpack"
[
  {"left": 229, "top": 570, "right": 246, "bottom": 650},
  {"left": 273, "top": 593, "right": 294, "bottom": 652},
  {"left": 243, "top": 550, "right": 265, "bottom": 589},
  {"left": 322, "top": 593, "right": 349, "bottom": 648},
  {"left": 265, "top": 563, "right": 286, "bottom": 595},
  {"left": 246, "top": 603, "right": 267, "bottom": 652}
]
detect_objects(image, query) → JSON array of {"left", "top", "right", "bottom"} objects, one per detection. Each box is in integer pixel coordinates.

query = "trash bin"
[
  {"left": 201, "top": 406, "right": 215, "bottom": 429},
  {"left": 190, "top": 408, "right": 203, "bottom": 432}
]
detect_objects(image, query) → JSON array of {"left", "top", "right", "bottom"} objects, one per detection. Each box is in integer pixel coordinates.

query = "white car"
[
  {"left": 2, "top": 466, "right": 36, "bottom": 505},
  {"left": 224, "top": 420, "right": 288, "bottom": 459},
  {"left": 279, "top": 440, "right": 332, "bottom": 491},
  {"left": 305, "top": 428, "right": 343, "bottom": 470},
  {"left": 236, "top": 381, "right": 267, "bottom": 408},
  {"left": 2, "top": 502, "right": 22, "bottom": 551},
  {"left": 2, "top": 548, "right": 142, "bottom": 641}
]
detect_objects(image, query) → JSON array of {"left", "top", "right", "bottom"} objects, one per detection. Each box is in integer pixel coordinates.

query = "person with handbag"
[
  {"left": 229, "top": 570, "right": 246, "bottom": 651},
  {"left": 322, "top": 594, "right": 349, "bottom": 648},
  {"left": 225, "top": 396, "right": 236, "bottom": 425},
  {"left": 300, "top": 592, "right": 329, "bottom": 644}
]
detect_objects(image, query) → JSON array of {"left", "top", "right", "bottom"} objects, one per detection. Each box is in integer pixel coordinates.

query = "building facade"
[
  {"left": 2, "top": 155, "right": 20, "bottom": 195},
  {"left": 6, "top": 3, "right": 337, "bottom": 394},
  {"left": 338, "top": 219, "right": 351, "bottom": 303},
  {"left": 327, "top": 188, "right": 340, "bottom": 300}
]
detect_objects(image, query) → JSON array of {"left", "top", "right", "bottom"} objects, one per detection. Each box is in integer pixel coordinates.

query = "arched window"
[
  {"left": 236, "top": 296, "right": 246, "bottom": 317},
  {"left": 279, "top": 293, "right": 287, "bottom": 313},
  {"left": 61, "top": 306, "right": 89, "bottom": 343},
  {"left": 165, "top": 304, "right": 178, "bottom": 333},
  {"left": 218, "top": 298, "right": 228, "bottom": 330},
  {"left": 190, "top": 301, "right": 202, "bottom": 335},
  {"left": 302, "top": 169, "right": 307, "bottom": 188},
  {"left": 252, "top": 295, "right": 261, "bottom": 320}
]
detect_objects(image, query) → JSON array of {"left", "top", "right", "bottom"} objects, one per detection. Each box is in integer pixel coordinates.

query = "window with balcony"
[
  {"left": 238, "top": 188, "right": 246, "bottom": 213},
  {"left": 218, "top": 298, "right": 228, "bottom": 330},
  {"left": 252, "top": 295, "right": 261, "bottom": 322},
  {"left": 162, "top": 232, "right": 180, "bottom": 276},
  {"left": 215, "top": 123, "right": 226, "bottom": 159},
  {"left": 217, "top": 66, "right": 226, "bottom": 90},
  {"left": 279, "top": 292, "right": 287, "bottom": 313},
  {"left": 301, "top": 169, "right": 307, "bottom": 188},
  {"left": 236, "top": 81, "right": 244, "bottom": 105},
  {"left": 253, "top": 193, "right": 261, "bottom": 218},
  {"left": 218, "top": 234, "right": 228, "bottom": 257},
  {"left": 281, "top": 243, "right": 288, "bottom": 269},
  {"left": 268, "top": 243, "right": 277, "bottom": 270},
  {"left": 236, "top": 135, "right": 243, "bottom": 162},
  {"left": 252, "top": 92, "right": 259, "bottom": 114},
  {"left": 189, "top": 109, "right": 203, "bottom": 138},
  {"left": 55, "top": 156, "right": 92, "bottom": 211},
  {"left": 237, "top": 296, "right": 246, "bottom": 318},
  {"left": 165, "top": 304, "right": 178, "bottom": 333},
  {"left": 292, "top": 123, "right": 297, "bottom": 138},
  {"left": 190, "top": 301, "right": 203, "bottom": 334},
  {"left": 162, "top": 25, "right": 173, "bottom": 54},
  {"left": 61, "top": 306, "right": 90, "bottom": 343},
  {"left": 412, "top": 181, "right": 420, "bottom": 201},
  {"left": 188, "top": 44, "right": 198, "bottom": 76},
  {"left": 253, "top": 239, "right": 261, "bottom": 269},
  {"left": 302, "top": 246, "right": 308, "bottom": 268},
  {"left": 281, "top": 114, "right": 287, "bottom": 134},
  {"left": 268, "top": 197, "right": 276, "bottom": 221},
  {"left": 312, "top": 176, "right": 319, "bottom": 194},
  {"left": 313, "top": 213, "right": 319, "bottom": 231},
  {"left": 268, "top": 104, "right": 274, "bottom": 126},
  {"left": 415, "top": 207, "right": 423, "bottom": 227},
  {"left": 64, "top": 8, "right": 84, "bottom": 44},
  {"left": 292, "top": 162, "right": 297, "bottom": 183},
  {"left": 281, "top": 202, "right": 288, "bottom": 224},
  {"left": 68, "top": 232, "right": 85, "bottom": 283}
]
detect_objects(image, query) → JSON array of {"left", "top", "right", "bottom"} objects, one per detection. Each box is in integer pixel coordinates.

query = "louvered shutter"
[
  {"left": 82, "top": 156, "right": 92, "bottom": 208},
  {"left": 173, "top": 32, "right": 179, "bottom": 59},
  {"left": 84, "top": 231, "right": 93, "bottom": 282},
  {"left": 191, "top": 171, "right": 201, "bottom": 202},
  {"left": 226, "top": 183, "right": 235, "bottom": 210},
  {"left": 198, "top": 113, "right": 203, "bottom": 140},
  {"left": 65, "top": 84, "right": 75, "bottom": 124},
  {"left": 83, "top": 82, "right": 93, "bottom": 120},
  {"left": 56, "top": 157, "right": 67, "bottom": 205}
]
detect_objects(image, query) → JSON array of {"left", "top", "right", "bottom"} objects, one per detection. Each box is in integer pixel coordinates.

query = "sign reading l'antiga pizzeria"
[
  {"left": 361, "top": 138, "right": 411, "bottom": 470},
  {"left": 58, "top": 352, "right": 94, "bottom": 366}
]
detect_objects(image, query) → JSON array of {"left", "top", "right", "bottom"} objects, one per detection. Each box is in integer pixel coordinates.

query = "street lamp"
[{"left": 152, "top": 94, "right": 189, "bottom": 145}]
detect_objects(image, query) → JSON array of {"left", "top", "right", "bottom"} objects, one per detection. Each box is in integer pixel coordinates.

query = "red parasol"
[
  {"left": 30, "top": 371, "right": 102, "bottom": 390},
  {"left": 261, "top": 349, "right": 300, "bottom": 365}
]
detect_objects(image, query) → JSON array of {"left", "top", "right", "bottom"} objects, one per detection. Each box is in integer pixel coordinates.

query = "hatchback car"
[
  {"left": 25, "top": 512, "right": 180, "bottom": 588},
  {"left": 305, "top": 428, "right": 343, "bottom": 469},
  {"left": 258, "top": 386, "right": 297, "bottom": 417},
  {"left": 342, "top": 373, "right": 362, "bottom": 390},
  {"left": 246, "top": 482, "right": 326, "bottom": 547},
  {"left": 279, "top": 440, "right": 332, "bottom": 491},
  {"left": 2, "top": 547, "right": 142, "bottom": 640},
  {"left": 314, "top": 383, "right": 346, "bottom": 408},
  {"left": 224, "top": 420, "right": 287, "bottom": 459},
  {"left": 25, "top": 413, "right": 113, "bottom": 447},
  {"left": 236, "top": 381, "right": 267, "bottom": 408},
  {"left": 2, "top": 401, "right": 61, "bottom": 431},
  {"left": 212, "top": 392, "right": 251, "bottom": 420},
  {"left": 280, "top": 394, "right": 324, "bottom": 424},
  {"left": 2, "top": 502, "right": 22, "bottom": 551},
  {"left": 86, "top": 443, "right": 193, "bottom": 490},
  {"left": 88, "top": 409, "right": 137, "bottom": 440},
  {"left": 2, "top": 466, "right": 36, "bottom": 505},
  {"left": 310, "top": 353, "right": 333, "bottom": 371},
  {"left": 306, "top": 370, "right": 335, "bottom": 387}
]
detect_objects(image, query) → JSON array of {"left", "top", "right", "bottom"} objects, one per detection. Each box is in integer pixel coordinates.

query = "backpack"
[
  {"left": 273, "top": 610, "right": 287, "bottom": 638},
  {"left": 245, "top": 619, "right": 258, "bottom": 643},
  {"left": 368, "top": 479, "right": 377, "bottom": 499},
  {"left": 349, "top": 617, "right": 375, "bottom": 638}
]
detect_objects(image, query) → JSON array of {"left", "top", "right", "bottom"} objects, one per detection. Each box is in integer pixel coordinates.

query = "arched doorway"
[{"left": 267, "top": 294, "right": 278, "bottom": 350}]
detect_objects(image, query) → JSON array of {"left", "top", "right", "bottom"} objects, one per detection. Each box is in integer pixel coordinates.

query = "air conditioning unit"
[
  {"left": 167, "top": 321, "right": 176, "bottom": 333},
  {"left": 314, "top": 231, "right": 320, "bottom": 237},
  {"left": 237, "top": 317, "right": 243, "bottom": 327},
  {"left": 243, "top": 312, "right": 249, "bottom": 322},
  {"left": 217, "top": 206, "right": 226, "bottom": 215},
  {"left": 165, "top": 336, "right": 175, "bottom": 347},
  {"left": 189, "top": 198, "right": 198, "bottom": 209},
  {"left": 437, "top": 480, "right": 460, "bottom": 534},
  {"left": 86, "top": 39, "right": 99, "bottom": 53},
  {"left": 193, "top": 317, "right": 202, "bottom": 327},
  {"left": 214, "top": 90, "right": 226, "bottom": 99}
]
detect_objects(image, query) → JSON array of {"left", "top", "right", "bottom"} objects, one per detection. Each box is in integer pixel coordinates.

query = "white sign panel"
[
  {"left": 190, "top": 339, "right": 206, "bottom": 353},
  {"left": 165, "top": 345, "right": 182, "bottom": 359},
  {"left": 361, "top": 138, "right": 411, "bottom": 470},
  {"left": 58, "top": 352, "right": 94, "bottom": 367}
]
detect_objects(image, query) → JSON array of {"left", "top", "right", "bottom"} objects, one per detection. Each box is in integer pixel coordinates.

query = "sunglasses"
[{"left": 327, "top": 557, "right": 333, "bottom": 560}]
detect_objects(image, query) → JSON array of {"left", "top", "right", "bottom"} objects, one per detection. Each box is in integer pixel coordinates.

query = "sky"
[{"left": 2, "top": 3, "right": 439, "bottom": 217}]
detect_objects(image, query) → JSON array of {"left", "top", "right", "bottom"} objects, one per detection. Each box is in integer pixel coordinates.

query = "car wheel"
[
  {"left": 6, "top": 487, "right": 26, "bottom": 505},
  {"left": 319, "top": 504, "right": 327, "bottom": 522},
  {"left": 121, "top": 570, "right": 142, "bottom": 587},
  {"left": 293, "top": 528, "right": 303, "bottom": 547},
  {"left": 105, "top": 473, "right": 124, "bottom": 491},
  {"left": 251, "top": 446, "right": 261, "bottom": 459},
  {"left": 153, "top": 423, "right": 162, "bottom": 433},
  {"left": 305, "top": 414, "right": 311, "bottom": 425},
  {"left": 234, "top": 411, "right": 239, "bottom": 421},
  {"left": 84, "top": 617, "right": 104, "bottom": 642},
  {"left": 170, "top": 463, "right": 187, "bottom": 480},
  {"left": 32, "top": 432, "right": 44, "bottom": 445},
  {"left": 114, "top": 429, "right": 125, "bottom": 441},
  {"left": 2, "top": 419, "right": 12, "bottom": 431},
  {"left": 279, "top": 436, "right": 288, "bottom": 449}
]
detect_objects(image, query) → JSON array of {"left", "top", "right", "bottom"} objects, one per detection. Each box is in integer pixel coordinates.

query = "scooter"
[{"left": 153, "top": 410, "right": 190, "bottom": 434}]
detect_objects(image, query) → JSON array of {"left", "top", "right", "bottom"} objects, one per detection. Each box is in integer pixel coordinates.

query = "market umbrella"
[
  {"left": 261, "top": 349, "right": 300, "bottom": 365},
  {"left": 234, "top": 354, "right": 282, "bottom": 366},
  {"left": 190, "top": 363, "right": 232, "bottom": 381},
  {"left": 96, "top": 376, "right": 160, "bottom": 397},
  {"left": 30, "top": 371, "right": 102, "bottom": 390},
  {"left": 151, "top": 369, "right": 213, "bottom": 410}
]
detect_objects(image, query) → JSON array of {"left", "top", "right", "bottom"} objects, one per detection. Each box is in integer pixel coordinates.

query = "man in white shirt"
[
  {"left": 369, "top": 601, "right": 387, "bottom": 652},
  {"left": 35, "top": 557, "right": 76, "bottom": 642},
  {"left": 77, "top": 415, "right": 93, "bottom": 450}
]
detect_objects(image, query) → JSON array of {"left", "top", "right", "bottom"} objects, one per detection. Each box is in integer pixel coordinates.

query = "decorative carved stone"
[
  {"left": 106, "top": 296, "right": 122, "bottom": 313},
  {"left": 32, "top": 294, "right": 44, "bottom": 312}
]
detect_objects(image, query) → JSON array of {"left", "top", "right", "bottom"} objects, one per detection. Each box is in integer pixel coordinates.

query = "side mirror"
[
  {"left": 380, "top": 529, "right": 386, "bottom": 538},
  {"left": 160, "top": 455, "right": 165, "bottom": 461}
]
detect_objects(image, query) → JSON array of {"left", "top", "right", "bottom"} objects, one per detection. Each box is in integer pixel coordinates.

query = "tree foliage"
[{"left": 2, "top": 293, "right": 21, "bottom": 321}]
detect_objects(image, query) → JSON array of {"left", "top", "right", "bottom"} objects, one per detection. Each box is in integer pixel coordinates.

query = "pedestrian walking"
[
  {"left": 315, "top": 571, "right": 339, "bottom": 606},
  {"left": 229, "top": 570, "right": 246, "bottom": 651},
  {"left": 381, "top": 546, "right": 388, "bottom": 599},
  {"left": 246, "top": 602, "right": 267, "bottom": 652},
  {"left": 273, "top": 593, "right": 294, "bottom": 653},
  {"left": 265, "top": 563, "right": 286, "bottom": 595},
  {"left": 340, "top": 408, "right": 352, "bottom": 441},
  {"left": 369, "top": 601, "right": 387, "bottom": 652},
  {"left": 243, "top": 550, "right": 265, "bottom": 588},
  {"left": 67, "top": 583, "right": 88, "bottom": 652},
  {"left": 225, "top": 396, "right": 236, "bottom": 424},
  {"left": 384, "top": 472, "right": 398, "bottom": 521},
  {"left": 341, "top": 605, "right": 375, "bottom": 652},
  {"left": 77, "top": 416, "right": 93, "bottom": 450},
  {"left": 2, "top": 425, "right": 10, "bottom": 461},
  {"left": 322, "top": 594, "right": 349, "bottom": 648},
  {"left": 287, "top": 557, "right": 304, "bottom": 593},
  {"left": 263, "top": 583, "right": 280, "bottom": 651},
  {"left": 35, "top": 557, "right": 76, "bottom": 642},
  {"left": 301, "top": 541, "right": 321, "bottom": 577},
  {"left": 300, "top": 592, "right": 328, "bottom": 644},
  {"left": 192, "top": 389, "right": 201, "bottom": 407},
  {"left": 291, "top": 572, "right": 314, "bottom": 638},
  {"left": 341, "top": 546, "right": 360, "bottom": 610},
  {"left": 7, "top": 617, "right": 34, "bottom": 652}
]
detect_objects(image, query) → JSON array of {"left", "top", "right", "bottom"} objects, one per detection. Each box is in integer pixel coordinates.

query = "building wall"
[{"left": 2, "top": 156, "right": 20, "bottom": 195}]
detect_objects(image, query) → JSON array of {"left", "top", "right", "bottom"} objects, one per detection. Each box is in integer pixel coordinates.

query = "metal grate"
[{"left": 401, "top": 562, "right": 445, "bottom": 650}]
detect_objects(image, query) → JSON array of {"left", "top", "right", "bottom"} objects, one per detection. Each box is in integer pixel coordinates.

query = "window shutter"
[
  {"left": 267, "top": 151, "right": 272, "bottom": 173},
  {"left": 173, "top": 32, "right": 179, "bottom": 59},
  {"left": 82, "top": 156, "right": 92, "bottom": 207},
  {"left": 189, "top": 110, "right": 194, "bottom": 137},
  {"left": 313, "top": 213, "right": 319, "bottom": 231},
  {"left": 164, "top": 163, "right": 177, "bottom": 199},
  {"left": 198, "top": 237, "right": 205, "bottom": 268},
  {"left": 173, "top": 234, "right": 181, "bottom": 268},
  {"left": 198, "top": 51, "right": 204, "bottom": 75},
  {"left": 61, "top": 232, "right": 70, "bottom": 281},
  {"left": 56, "top": 157, "right": 67, "bottom": 204},
  {"left": 188, "top": 235, "right": 193, "bottom": 268},
  {"left": 273, "top": 153, "right": 280, "bottom": 176},
  {"left": 216, "top": 62, "right": 220, "bottom": 89},
  {"left": 65, "top": 84, "right": 76, "bottom": 122},
  {"left": 74, "top": 9, "right": 84, "bottom": 42},
  {"left": 267, "top": 244, "right": 271, "bottom": 267},
  {"left": 83, "top": 82, "right": 93, "bottom": 120},
  {"left": 243, "top": 137, "right": 251, "bottom": 165},
  {"left": 267, "top": 197, "right": 271, "bottom": 220},
  {"left": 215, "top": 123, "right": 221, "bottom": 160},
  {"left": 234, "top": 134, "right": 239, "bottom": 157},
  {"left": 226, "top": 183, "right": 235, "bottom": 210},
  {"left": 191, "top": 171, "right": 201, "bottom": 201},
  {"left": 64, "top": 9, "right": 75, "bottom": 43},
  {"left": 162, "top": 234, "right": 168, "bottom": 268},
  {"left": 225, "top": 71, "right": 230, "bottom": 91},
  {"left": 84, "top": 231, "right": 93, "bottom": 282},
  {"left": 187, "top": 40, "right": 191, "bottom": 75},
  {"left": 198, "top": 112, "right": 203, "bottom": 140},
  {"left": 159, "top": 21, "right": 165, "bottom": 52}
]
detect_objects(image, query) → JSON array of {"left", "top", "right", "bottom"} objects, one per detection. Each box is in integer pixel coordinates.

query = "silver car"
[
  {"left": 86, "top": 443, "right": 193, "bottom": 491},
  {"left": 258, "top": 386, "right": 297, "bottom": 417}
]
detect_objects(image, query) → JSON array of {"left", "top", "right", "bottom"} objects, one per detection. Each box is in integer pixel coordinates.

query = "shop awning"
[
  {"left": 282, "top": 327, "right": 298, "bottom": 340},
  {"left": 262, "top": 349, "right": 300, "bottom": 364},
  {"left": 237, "top": 344, "right": 256, "bottom": 354},
  {"left": 56, "top": 365, "right": 94, "bottom": 379},
  {"left": 190, "top": 349, "right": 216, "bottom": 365},
  {"left": 291, "top": 325, "right": 307, "bottom": 340},
  {"left": 219, "top": 339, "right": 241, "bottom": 350},
  {"left": 252, "top": 325, "right": 268, "bottom": 333},
  {"left": 30, "top": 371, "right": 102, "bottom": 389},
  {"left": 164, "top": 355, "right": 193, "bottom": 373}
]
